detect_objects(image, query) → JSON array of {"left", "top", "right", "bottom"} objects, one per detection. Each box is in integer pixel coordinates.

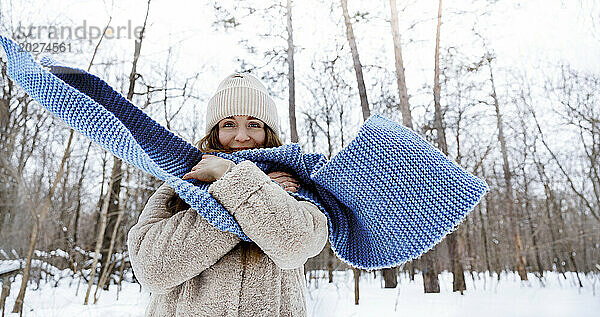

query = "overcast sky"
[{"left": 4, "top": 0, "right": 598, "bottom": 78}]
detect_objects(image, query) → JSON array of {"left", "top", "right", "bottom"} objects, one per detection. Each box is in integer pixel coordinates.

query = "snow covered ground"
[
  {"left": 306, "top": 270, "right": 599, "bottom": 317},
  {"left": 1, "top": 270, "right": 598, "bottom": 316}
]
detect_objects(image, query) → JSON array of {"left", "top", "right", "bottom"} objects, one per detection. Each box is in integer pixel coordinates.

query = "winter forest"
[{"left": 0, "top": 0, "right": 599, "bottom": 316}]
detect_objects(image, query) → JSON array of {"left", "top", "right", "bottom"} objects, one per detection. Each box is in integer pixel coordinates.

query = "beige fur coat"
[{"left": 127, "top": 160, "right": 329, "bottom": 316}]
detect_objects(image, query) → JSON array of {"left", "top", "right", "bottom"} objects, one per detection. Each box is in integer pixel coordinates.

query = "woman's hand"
[
  {"left": 267, "top": 171, "right": 300, "bottom": 193},
  {"left": 182, "top": 154, "right": 235, "bottom": 182}
]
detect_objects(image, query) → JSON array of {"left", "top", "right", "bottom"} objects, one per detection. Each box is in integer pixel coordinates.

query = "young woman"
[{"left": 127, "top": 73, "right": 329, "bottom": 316}]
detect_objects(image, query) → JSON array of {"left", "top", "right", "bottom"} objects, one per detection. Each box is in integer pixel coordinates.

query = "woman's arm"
[
  {"left": 208, "top": 160, "right": 329, "bottom": 270},
  {"left": 127, "top": 182, "right": 241, "bottom": 294}
]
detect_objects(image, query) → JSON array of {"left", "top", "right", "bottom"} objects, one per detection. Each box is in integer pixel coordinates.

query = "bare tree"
[
  {"left": 516, "top": 110, "right": 544, "bottom": 277},
  {"left": 339, "top": 0, "right": 372, "bottom": 301},
  {"left": 286, "top": 0, "right": 298, "bottom": 143},
  {"left": 340, "top": 0, "right": 370, "bottom": 122},
  {"left": 423, "top": 0, "right": 448, "bottom": 294},
  {"left": 388, "top": 0, "right": 412, "bottom": 129},
  {"left": 9, "top": 12, "right": 116, "bottom": 312},
  {"left": 535, "top": 66, "right": 600, "bottom": 223},
  {"left": 300, "top": 53, "right": 352, "bottom": 157},
  {"left": 485, "top": 53, "right": 528, "bottom": 281},
  {"left": 86, "top": 0, "right": 151, "bottom": 303},
  {"left": 11, "top": 130, "right": 74, "bottom": 313},
  {"left": 84, "top": 171, "right": 114, "bottom": 304}
]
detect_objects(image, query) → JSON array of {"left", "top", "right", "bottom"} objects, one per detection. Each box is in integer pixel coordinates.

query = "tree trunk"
[
  {"left": 388, "top": 0, "right": 421, "bottom": 287},
  {"left": 520, "top": 160, "right": 544, "bottom": 277},
  {"left": 407, "top": 260, "right": 415, "bottom": 281},
  {"left": 432, "top": 0, "right": 445, "bottom": 147},
  {"left": 326, "top": 241, "right": 334, "bottom": 283},
  {"left": 116, "top": 247, "right": 127, "bottom": 300},
  {"left": 99, "top": 1, "right": 149, "bottom": 291},
  {"left": 0, "top": 277, "right": 10, "bottom": 316},
  {"left": 100, "top": 157, "right": 123, "bottom": 289},
  {"left": 487, "top": 55, "right": 528, "bottom": 281},
  {"left": 448, "top": 228, "right": 466, "bottom": 293},
  {"left": 548, "top": 193, "right": 568, "bottom": 278},
  {"left": 58, "top": 156, "right": 72, "bottom": 255},
  {"left": 94, "top": 176, "right": 126, "bottom": 302},
  {"left": 353, "top": 268, "right": 360, "bottom": 305},
  {"left": 340, "top": 0, "right": 370, "bottom": 300},
  {"left": 72, "top": 141, "right": 93, "bottom": 248},
  {"left": 579, "top": 211, "right": 588, "bottom": 273},
  {"left": 464, "top": 217, "right": 474, "bottom": 273},
  {"left": 388, "top": 0, "right": 412, "bottom": 129},
  {"left": 421, "top": 249, "right": 440, "bottom": 293},
  {"left": 432, "top": 0, "right": 465, "bottom": 293},
  {"left": 286, "top": 0, "right": 298, "bottom": 143},
  {"left": 93, "top": 151, "right": 109, "bottom": 250},
  {"left": 340, "top": 0, "right": 370, "bottom": 121},
  {"left": 85, "top": 9, "right": 149, "bottom": 303},
  {"left": 382, "top": 267, "right": 398, "bottom": 288},
  {"left": 478, "top": 164, "right": 492, "bottom": 276},
  {"left": 345, "top": 0, "right": 403, "bottom": 286},
  {"left": 0, "top": 188, "right": 9, "bottom": 243},
  {"left": 555, "top": 199, "right": 583, "bottom": 287},
  {"left": 12, "top": 131, "right": 74, "bottom": 314},
  {"left": 84, "top": 176, "right": 113, "bottom": 305}
]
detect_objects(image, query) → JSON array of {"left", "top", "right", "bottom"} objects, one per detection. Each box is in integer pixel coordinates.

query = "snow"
[
  {"left": 2, "top": 275, "right": 147, "bottom": 317},
  {"left": 0, "top": 270, "right": 597, "bottom": 316},
  {"left": 33, "top": 249, "right": 70, "bottom": 259},
  {"left": 0, "top": 261, "right": 21, "bottom": 275},
  {"left": 306, "top": 271, "right": 600, "bottom": 317},
  {"left": 0, "top": 249, "right": 9, "bottom": 259}
]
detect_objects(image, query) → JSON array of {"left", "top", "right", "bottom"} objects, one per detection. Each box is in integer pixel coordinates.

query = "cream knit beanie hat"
[{"left": 205, "top": 72, "right": 279, "bottom": 136}]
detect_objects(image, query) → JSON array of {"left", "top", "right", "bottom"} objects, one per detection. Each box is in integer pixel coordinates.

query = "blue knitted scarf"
[{"left": 0, "top": 36, "right": 488, "bottom": 270}]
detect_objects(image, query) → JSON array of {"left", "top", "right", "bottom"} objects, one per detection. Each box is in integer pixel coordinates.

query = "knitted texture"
[{"left": 0, "top": 36, "right": 489, "bottom": 270}]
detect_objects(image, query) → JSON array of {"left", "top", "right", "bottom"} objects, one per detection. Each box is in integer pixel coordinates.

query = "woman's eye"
[
  {"left": 249, "top": 122, "right": 262, "bottom": 128},
  {"left": 222, "top": 122, "right": 235, "bottom": 127}
]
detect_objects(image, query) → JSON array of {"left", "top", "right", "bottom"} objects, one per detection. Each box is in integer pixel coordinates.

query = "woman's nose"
[{"left": 234, "top": 128, "right": 251, "bottom": 141}]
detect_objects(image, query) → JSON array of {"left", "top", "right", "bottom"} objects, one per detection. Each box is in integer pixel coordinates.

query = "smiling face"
[{"left": 217, "top": 115, "right": 266, "bottom": 150}]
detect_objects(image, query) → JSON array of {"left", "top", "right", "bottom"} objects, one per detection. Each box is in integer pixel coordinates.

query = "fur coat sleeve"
[
  {"left": 127, "top": 160, "right": 328, "bottom": 294},
  {"left": 208, "top": 160, "right": 329, "bottom": 270},
  {"left": 126, "top": 182, "right": 242, "bottom": 294}
]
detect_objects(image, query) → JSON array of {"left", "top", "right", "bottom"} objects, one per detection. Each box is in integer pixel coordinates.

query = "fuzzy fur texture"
[{"left": 127, "top": 160, "right": 328, "bottom": 316}]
